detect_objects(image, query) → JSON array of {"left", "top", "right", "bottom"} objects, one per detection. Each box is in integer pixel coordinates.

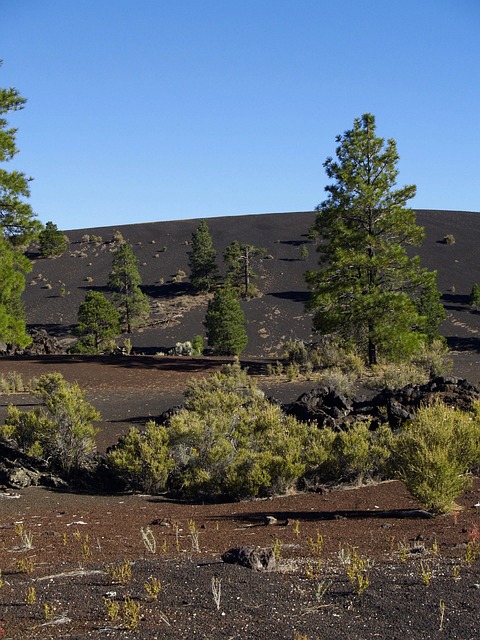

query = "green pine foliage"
[
  {"left": 108, "top": 243, "right": 150, "bottom": 332},
  {"left": 0, "top": 236, "right": 31, "bottom": 348},
  {"left": 0, "top": 61, "right": 42, "bottom": 249},
  {"left": 0, "top": 62, "right": 41, "bottom": 348},
  {"left": 305, "top": 113, "right": 435, "bottom": 365},
  {"left": 38, "top": 221, "right": 68, "bottom": 257},
  {"left": 72, "top": 291, "right": 121, "bottom": 354},
  {"left": 223, "top": 241, "right": 265, "bottom": 298},
  {"left": 204, "top": 285, "right": 247, "bottom": 355},
  {"left": 187, "top": 219, "right": 219, "bottom": 292},
  {"left": 414, "top": 272, "right": 446, "bottom": 343}
]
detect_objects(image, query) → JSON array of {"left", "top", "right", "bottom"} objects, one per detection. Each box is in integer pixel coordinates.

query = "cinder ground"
[{"left": 0, "top": 209, "right": 479, "bottom": 639}]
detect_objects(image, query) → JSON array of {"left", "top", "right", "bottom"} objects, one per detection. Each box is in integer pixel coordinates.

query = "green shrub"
[
  {"left": 0, "top": 371, "right": 27, "bottom": 393},
  {"left": 366, "top": 361, "right": 429, "bottom": 391},
  {"left": 392, "top": 401, "right": 480, "bottom": 513},
  {"left": 107, "top": 421, "right": 172, "bottom": 493},
  {"left": 191, "top": 335, "right": 204, "bottom": 356},
  {"left": 470, "top": 283, "right": 480, "bottom": 308},
  {"left": 329, "top": 422, "right": 393, "bottom": 484},
  {"left": 164, "top": 361, "right": 319, "bottom": 499},
  {"left": 315, "top": 367, "right": 357, "bottom": 396},
  {"left": 1, "top": 373, "right": 100, "bottom": 475},
  {"left": 411, "top": 338, "right": 451, "bottom": 377}
]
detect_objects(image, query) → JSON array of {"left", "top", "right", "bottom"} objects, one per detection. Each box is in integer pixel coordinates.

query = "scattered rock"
[{"left": 222, "top": 546, "right": 276, "bottom": 571}]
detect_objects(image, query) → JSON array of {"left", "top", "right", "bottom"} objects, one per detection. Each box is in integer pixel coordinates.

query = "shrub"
[
  {"left": 0, "top": 371, "right": 27, "bottom": 393},
  {"left": 191, "top": 335, "right": 204, "bottom": 356},
  {"left": 315, "top": 367, "right": 357, "bottom": 396},
  {"left": 392, "top": 401, "right": 480, "bottom": 513},
  {"left": 107, "top": 421, "right": 172, "bottom": 493},
  {"left": 442, "top": 234, "right": 455, "bottom": 245},
  {"left": 470, "top": 283, "right": 480, "bottom": 308},
  {"left": 1, "top": 373, "right": 100, "bottom": 475},
  {"left": 166, "top": 362, "right": 320, "bottom": 499},
  {"left": 367, "top": 361, "right": 429, "bottom": 391}
]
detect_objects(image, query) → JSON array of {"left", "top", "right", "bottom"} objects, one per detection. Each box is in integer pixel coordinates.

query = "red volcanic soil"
[{"left": 0, "top": 478, "right": 479, "bottom": 640}]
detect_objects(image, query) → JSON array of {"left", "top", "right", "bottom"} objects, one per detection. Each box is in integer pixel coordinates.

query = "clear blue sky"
[{"left": 2, "top": 0, "right": 479, "bottom": 230}]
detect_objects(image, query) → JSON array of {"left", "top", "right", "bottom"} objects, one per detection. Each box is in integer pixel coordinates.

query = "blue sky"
[{"left": 1, "top": 0, "right": 479, "bottom": 230}]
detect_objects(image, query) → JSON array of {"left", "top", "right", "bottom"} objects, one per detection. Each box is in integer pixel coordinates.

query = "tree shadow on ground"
[
  {"left": 446, "top": 336, "right": 480, "bottom": 352},
  {"left": 268, "top": 291, "right": 310, "bottom": 303},
  {"left": 211, "top": 508, "right": 433, "bottom": 524}
]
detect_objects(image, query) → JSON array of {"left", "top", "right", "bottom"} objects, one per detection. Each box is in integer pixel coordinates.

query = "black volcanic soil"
[{"left": 22, "top": 209, "right": 480, "bottom": 363}]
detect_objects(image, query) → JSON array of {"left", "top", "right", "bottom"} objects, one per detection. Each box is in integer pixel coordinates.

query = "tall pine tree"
[
  {"left": 108, "top": 243, "right": 150, "bottom": 333},
  {"left": 0, "top": 61, "right": 41, "bottom": 248},
  {"left": 223, "top": 241, "right": 265, "bottom": 299},
  {"left": 188, "top": 219, "right": 219, "bottom": 292},
  {"left": 306, "top": 113, "right": 440, "bottom": 365},
  {"left": 0, "top": 61, "right": 41, "bottom": 348}
]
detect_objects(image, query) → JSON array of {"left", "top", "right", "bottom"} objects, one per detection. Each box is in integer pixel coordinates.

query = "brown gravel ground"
[{"left": 0, "top": 479, "right": 479, "bottom": 640}]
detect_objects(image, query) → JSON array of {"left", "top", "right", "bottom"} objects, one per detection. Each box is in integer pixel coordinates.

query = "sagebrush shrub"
[
  {"left": 392, "top": 401, "right": 480, "bottom": 513},
  {"left": 107, "top": 421, "right": 172, "bottom": 493},
  {"left": 1, "top": 373, "right": 100, "bottom": 474}
]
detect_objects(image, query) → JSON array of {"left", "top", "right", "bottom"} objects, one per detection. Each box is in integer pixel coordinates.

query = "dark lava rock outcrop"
[{"left": 285, "top": 376, "right": 480, "bottom": 429}]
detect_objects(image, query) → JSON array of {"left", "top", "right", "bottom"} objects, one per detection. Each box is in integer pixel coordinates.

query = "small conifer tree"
[
  {"left": 73, "top": 291, "right": 121, "bottom": 353},
  {"left": 188, "top": 219, "right": 219, "bottom": 292},
  {"left": 38, "top": 221, "right": 68, "bottom": 257},
  {"left": 108, "top": 243, "right": 149, "bottom": 332},
  {"left": 204, "top": 285, "right": 247, "bottom": 355}
]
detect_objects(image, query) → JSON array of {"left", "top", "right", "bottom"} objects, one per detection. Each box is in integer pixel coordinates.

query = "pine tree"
[
  {"left": 223, "top": 241, "right": 265, "bottom": 298},
  {"left": 0, "top": 236, "right": 31, "bottom": 348},
  {"left": 38, "top": 221, "right": 68, "bottom": 257},
  {"left": 0, "top": 61, "right": 41, "bottom": 348},
  {"left": 305, "top": 113, "right": 435, "bottom": 365},
  {"left": 188, "top": 219, "right": 219, "bottom": 292},
  {"left": 0, "top": 61, "right": 41, "bottom": 248},
  {"left": 73, "top": 291, "right": 121, "bottom": 353},
  {"left": 204, "top": 285, "right": 247, "bottom": 355},
  {"left": 108, "top": 243, "right": 150, "bottom": 333},
  {"left": 415, "top": 272, "right": 446, "bottom": 343}
]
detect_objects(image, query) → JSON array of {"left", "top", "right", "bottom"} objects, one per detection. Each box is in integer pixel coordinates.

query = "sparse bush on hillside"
[
  {"left": 442, "top": 234, "right": 455, "bottom": 245},
  {"left": 1, "top": 373, "right": 100, "bottom": 475},
  {"left": 470, "top": 283, "right": 480, "bottom": 308},
  {"left": 392, "top": 401, "right": 480, "bottom": 513}
]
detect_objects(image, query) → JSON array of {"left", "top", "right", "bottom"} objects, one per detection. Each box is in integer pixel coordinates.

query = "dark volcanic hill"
[{"left": 21, "top": 209, "right": 480, "bottom": 376}]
